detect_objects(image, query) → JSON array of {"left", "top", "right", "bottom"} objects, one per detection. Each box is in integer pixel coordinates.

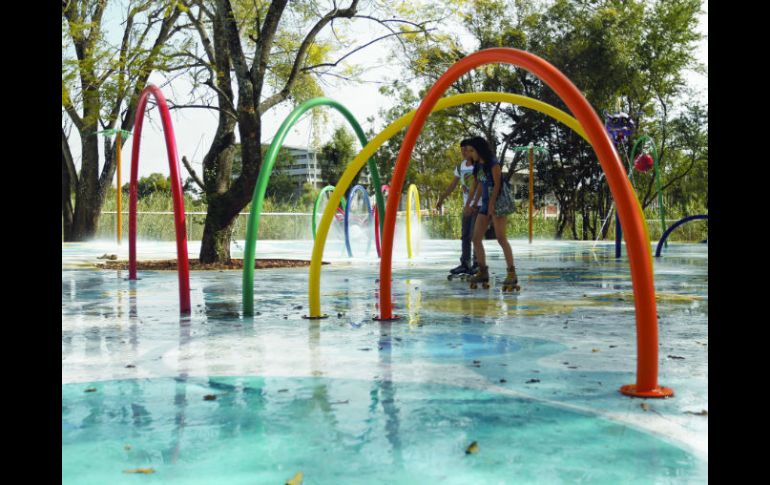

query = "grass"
[{"left": 94, "top": 192, "right": 708, "bottom": 242}]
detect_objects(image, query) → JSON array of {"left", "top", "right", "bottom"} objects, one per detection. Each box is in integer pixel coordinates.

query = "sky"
[{"left": 64, "top": 0, "right": 707, "bottom": 182}]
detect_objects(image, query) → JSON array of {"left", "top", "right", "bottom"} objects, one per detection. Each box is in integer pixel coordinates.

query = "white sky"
[{"left": 65, "top": 1, "right": 707, "bottom": 182}]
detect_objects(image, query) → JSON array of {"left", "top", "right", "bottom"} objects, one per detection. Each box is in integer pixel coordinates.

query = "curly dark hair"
[{"left": 466, "top": 136, "right": 495, "bottom": 163}]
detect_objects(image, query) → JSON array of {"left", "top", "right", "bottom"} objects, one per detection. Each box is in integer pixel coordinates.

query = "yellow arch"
[
  {"left": 406, "top": 184, "right": 422, "bottom": 258},
  {"left": 308, "top": 92, "right": 589, "bottom": 317}
]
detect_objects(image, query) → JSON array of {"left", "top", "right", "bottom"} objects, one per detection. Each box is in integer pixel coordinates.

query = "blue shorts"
[{"left": 478, "top": 199, "right": 489, "bottom": 215}]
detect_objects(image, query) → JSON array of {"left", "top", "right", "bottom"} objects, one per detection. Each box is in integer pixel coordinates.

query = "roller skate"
[
  {"left": 448, "top": 261, "right": 473, "bottom": 281},
  {"left": 469, "top": 265, "right": 490, "bottom": 289},
  {"left": 501, "top": 265, "right": 521, "bottom": 293}
]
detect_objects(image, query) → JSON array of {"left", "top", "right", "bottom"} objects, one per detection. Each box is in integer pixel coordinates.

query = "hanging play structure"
[{"left": 605, "top": 118, "right": 668, "bottom": 259}]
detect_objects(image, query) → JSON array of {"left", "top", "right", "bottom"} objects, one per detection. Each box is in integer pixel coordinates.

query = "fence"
[{"left": 95, "top": 210, "right": 708, "bottom": 242}]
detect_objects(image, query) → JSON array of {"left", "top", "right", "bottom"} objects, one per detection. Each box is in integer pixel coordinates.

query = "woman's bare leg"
[
  {"left": 493, "top": 215, "right": 514, "bottom": 268},
  {"left": 472, "top": 213, "right": 489, "bottom": 268}
]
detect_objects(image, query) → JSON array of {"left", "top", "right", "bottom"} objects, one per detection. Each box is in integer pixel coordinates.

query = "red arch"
[
  {"left": 128, "top": 85, "right": 191, "bottom": 314},
  {"left": 378, "top": 48, "right": 671, "bottom": 398}
]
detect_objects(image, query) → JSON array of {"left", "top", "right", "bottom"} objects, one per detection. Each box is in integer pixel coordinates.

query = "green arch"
[{"left": 243, "top": 97, "right": 385, "bottom": 316}]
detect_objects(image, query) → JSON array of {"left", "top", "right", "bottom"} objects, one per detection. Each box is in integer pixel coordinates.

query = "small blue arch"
[
  {"left": 344, "top": 185, "right": 373, "bottom": 257},
  {"left": 655, "top": 215, "right": 708, "bottom": 257}
]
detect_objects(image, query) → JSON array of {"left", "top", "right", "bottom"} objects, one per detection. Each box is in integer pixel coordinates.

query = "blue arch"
[
  {"left": 344, "top": 185, "right": 373, "bottom": 257},
  {"left": 655, "top": 215, "right": 708, "bottom": 257}
]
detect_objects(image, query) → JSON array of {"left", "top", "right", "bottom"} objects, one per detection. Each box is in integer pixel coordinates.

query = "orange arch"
[{"left": 378, "top": 48, "right": 672, "bottom": 398}]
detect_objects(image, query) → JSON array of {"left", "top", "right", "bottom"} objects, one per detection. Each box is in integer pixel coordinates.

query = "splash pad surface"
[{"left": 62, "top": 239, "right": 707, "bottom": 484}]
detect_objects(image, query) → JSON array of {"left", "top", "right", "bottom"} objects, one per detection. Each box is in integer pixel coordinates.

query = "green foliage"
[
  {"left": 319, "top": 126, "right": 358, "bottom": 186},
  {"left": 299, "top": 182, "right": 320, "bottom": 209},
  {"left": 120, "top": 173, "right": 171, "bottom": 199},
  {"left": 384, "top": 0, "right": 707, "bottom": 240}
]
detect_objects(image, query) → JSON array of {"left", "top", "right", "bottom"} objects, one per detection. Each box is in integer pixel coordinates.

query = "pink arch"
[{"left": 128, "top": 85, "right": 191, "bottom": 314}]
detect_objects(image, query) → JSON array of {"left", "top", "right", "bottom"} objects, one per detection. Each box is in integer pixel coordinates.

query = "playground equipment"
[
  {"left": 128, "top": 85, "right": 191, "bottom": 314},
  {"left": 344, "top": 184, "right": 374, "bottom": 257},
  {"left": 312, "top": 185, "right": 346, "bottom": 240},
  {"left": 310, "top": 91, "right": 588, "bottom": 321},
  {"left": 309, "top": 47, "right": 670, "bottom": 399},
  {"left": 630, "top": 135, "right": 667, "bottom": 245},
  {"left": 508, "top": 144, "right": 548, "bottom": 244},
  {"left": 242, "top": 97, "right": 385, "bottom": 316},
  {"left": 405, "top": 184, "right": 422, "bottom": 259},
  {"left": 605, "top": 112, "right": 635, "bottom": 143},
  {"left": 607, "top": 125, "right": 667, "bottom": 259},
  {"left": 655, "top": 214, "right": 708, "bottom": 257},
  {"left": 373, "top": 185, "right": 390, "bottom": 257},
  {"left": 96, "top": 128, "right": 132, "bottom": 245}
]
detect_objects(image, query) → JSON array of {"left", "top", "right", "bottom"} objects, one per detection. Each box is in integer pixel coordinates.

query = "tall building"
[{"left": 281, "top": 145, "right": 323, "bottom": 188}]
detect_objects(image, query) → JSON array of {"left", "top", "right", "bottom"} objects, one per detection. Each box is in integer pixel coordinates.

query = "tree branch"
[
  {"left": 251, "top": 0, "right": 290, "bottom": 84},
  {"left": 301, "top": 30, "right": 428, "bottom": 72},
  {"left": 62, "top": 82, "right": 84, "bottom": 130},
  {"left": 181, "top": 155, "right": 206, "bottom": 190},
  {"left": 167, "top": 101, "right": 239, "bottom": 121}
]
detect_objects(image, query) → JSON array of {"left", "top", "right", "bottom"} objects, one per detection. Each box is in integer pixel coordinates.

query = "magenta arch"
[{"left": 128, "top": 85, "right": 191, "bottom": 314}]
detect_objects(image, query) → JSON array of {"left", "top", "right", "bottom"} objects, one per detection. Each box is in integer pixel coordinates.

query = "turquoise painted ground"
[
  {"left": 63, "top": 239, "right": 708, "bottom": 483},
  {"left": 63, "top": 376, "right": 697, "bottom": 485}
]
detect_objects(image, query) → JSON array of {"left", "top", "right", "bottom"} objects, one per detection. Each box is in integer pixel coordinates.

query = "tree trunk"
[
  {"left": 62, "top": 159, "right": 74, "bottom": 240},
  {"left": 62, "top": 128, "right": 77, "bottom": 240},
  {"left": 69, "top": 112, "right": 102, "bottom": 240},
  {"left": 199, "top": 190, "right": 243, "bottom": 263}
]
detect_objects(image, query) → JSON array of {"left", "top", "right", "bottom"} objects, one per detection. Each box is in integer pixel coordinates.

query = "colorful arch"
[
  {"left": 312, "top": 185, "right": 346, "bottom": 240},
  {"left": 343, "top": 185, "right": 374, "bottom": 257},
  {"left": 374, "top": 185, "right": 390, "bottom": 257},
  {"left": 310, "top": 92, "right": 589, "bottom": 322},
  {"left": 242, "top": 97, "right": 385, "bottom": 316},
  {"left": 128, "top": 84, "right": 191, "bottom": 315},
  {"left": 405, "top": 184, "right": 422, "bottom": 258},
  {"left": 377, "top": 48, "right": 668, "bottom": 398},
  {"left": 655, "top": 215, "right": 708, "bottom": 257}
]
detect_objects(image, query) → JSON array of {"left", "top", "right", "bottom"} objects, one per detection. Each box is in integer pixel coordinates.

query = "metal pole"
[
  {"left": 528, "top": 143, "right": 534, "bottom": 244},
  {"left": 116, "top": 131, "right": 122, "bottom": 245}
]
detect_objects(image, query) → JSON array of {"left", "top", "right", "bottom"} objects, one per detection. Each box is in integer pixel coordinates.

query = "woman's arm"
[{"left": 488, "top": 164, "right": 503, "bottom": 216}]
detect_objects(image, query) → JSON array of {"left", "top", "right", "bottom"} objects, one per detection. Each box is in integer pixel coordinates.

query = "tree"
[
  {"left": 177, "top": 0, "right": 439, "bottom": 263},
  {"left": 372, "top": 82, "right": 466, "bottom": 210},
  {"left": 122, "top": 173, "right": 172, "bottom": 199},
  {"left": 388, "top": 0, "right": 705, "bottom": 239},
  {"left": 319, "top": 126, "right": 357, "bottom": 187},
  {"left": 62, "top": 0, "right": 189, "bottom": 240}
]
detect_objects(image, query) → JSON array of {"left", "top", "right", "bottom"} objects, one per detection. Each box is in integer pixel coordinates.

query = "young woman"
[{"left": 462, "top": 136, "right": 520, "bottom": 291}]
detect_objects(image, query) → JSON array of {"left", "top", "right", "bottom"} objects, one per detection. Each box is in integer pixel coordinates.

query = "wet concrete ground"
[{"left": 62, "top": 239, "right": 707, "bottom": 484}]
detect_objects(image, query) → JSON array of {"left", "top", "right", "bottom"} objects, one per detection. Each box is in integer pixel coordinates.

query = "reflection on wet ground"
[{"left": 62, "top": 240, "right": 707, "bottom": 484}]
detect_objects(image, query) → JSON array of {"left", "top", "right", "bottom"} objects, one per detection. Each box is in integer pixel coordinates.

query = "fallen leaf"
[{"left": 124, "top": 468, "right": 155, "bottom": 474}]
